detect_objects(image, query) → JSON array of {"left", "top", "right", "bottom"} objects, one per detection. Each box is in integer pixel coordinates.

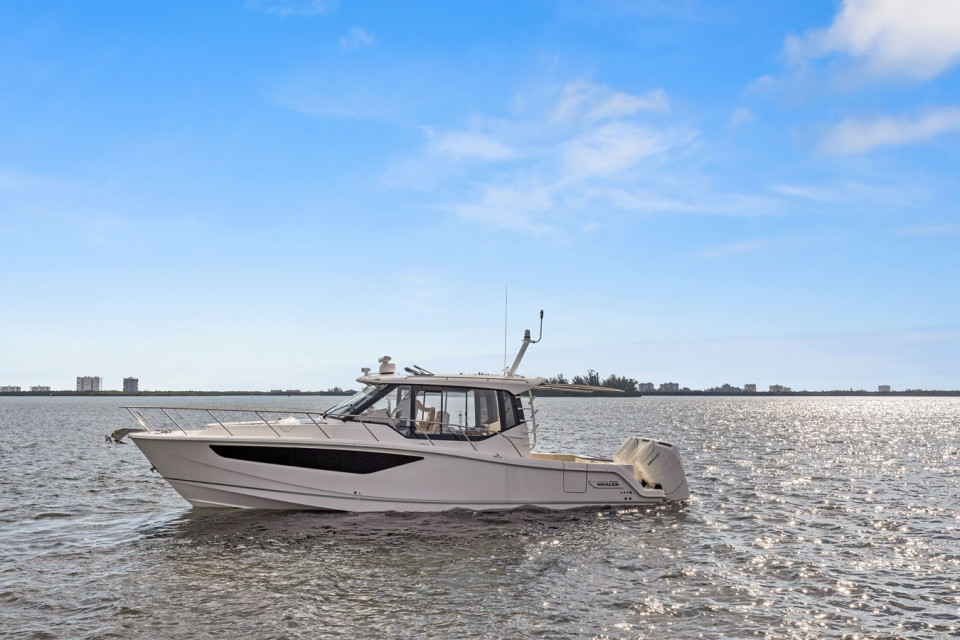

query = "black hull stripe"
[{"left": 209, "top": 445, "right": 423, "bottom": 474}]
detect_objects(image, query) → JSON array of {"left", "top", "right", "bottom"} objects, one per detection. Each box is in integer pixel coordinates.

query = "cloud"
[
  {"left": 786, "top": 0, "right": 960, "bottom": 80},
  {"left": 0, "top": 169, "right": 86, "bottom": 192},
  {"left": 551, "top": 83, "right": 669, "bottom": 124},
  {"left": 339, "top": 27, "right": 375, "bottom": 51},
  {"left": 447, "top": 183, "right": 556, "bottom": 235},
  {"left": 696, "top": 240, "right": 765, "bottom": 259},
  {"left": 894, "top": 223, "right": 960, "bottom": 237},
  {"left": 728, "top": 107, "right": 754, "bottom": 127},
  {"left": 387, "top": 80, "right": 805, "bottom": 234},
  {"left": 820, "top": 106, "right": 960, "bottom": 154},
  {"left": 770, "top": 180, "right": 922, "bottom": 208},
  {"left": 429, "top": 130, "right": 515, "bottom": 161},
  {"left": 561, "top": 122, "right": 684, "bottom": 180},
  {"left": 246, "top": 0, "right": 337, "bottom": 17}
]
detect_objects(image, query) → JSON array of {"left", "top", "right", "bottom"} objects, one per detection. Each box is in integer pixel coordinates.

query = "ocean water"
[{"left": 0, "top": 395, "right": 957, "bottom": 639}]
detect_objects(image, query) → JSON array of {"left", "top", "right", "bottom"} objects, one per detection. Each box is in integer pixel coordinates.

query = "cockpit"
[{"left": 324, "top": 383, "right": 525, "bottom": 440}]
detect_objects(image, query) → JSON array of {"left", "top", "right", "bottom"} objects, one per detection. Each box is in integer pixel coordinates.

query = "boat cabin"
[{"left": 323, "top": 381, "right": 527, "bottom": 441}]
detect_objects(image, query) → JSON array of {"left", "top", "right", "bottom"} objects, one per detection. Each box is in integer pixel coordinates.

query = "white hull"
[
  {"left": 123, "top": 346, "right": 689, "bottom": 512},
  {"left": 130, "top": 433, "right": 685, "bottom": 512}
]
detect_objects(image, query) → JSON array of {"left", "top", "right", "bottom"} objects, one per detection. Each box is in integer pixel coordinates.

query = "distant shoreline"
[
  {"left": 1, "top": 390, "right": 958, "bottom": 398},
  {"left": 0, "top": 390, "right": 356, "bottom": 397}
]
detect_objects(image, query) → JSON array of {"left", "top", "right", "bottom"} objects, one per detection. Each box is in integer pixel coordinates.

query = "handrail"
[
  {"left": 204, "top": 409, "right": 235, "bottom": 437},
  {"left": 126, "top": 407, "right": 151, "bottom": 432},
  {"left": 354, "top": 416, "right": 381, "bottom": 443},
  {"left": 413, "top": 418, "right": 480, "bottom": 452},
  {"left": 160, "top": 408, "right": 188, "bottom": 435},
  {"left": 122, "top": 406, "right": 500, "bottom": 451},
  {"left": 303, "top": 412, "right": 332, "bottom": 439},
  {"left": 254, "top": 411, "right": 282, "bottom": 438},
  {"left": 526, "top": 393, "right": 538, "bottom": 450}
]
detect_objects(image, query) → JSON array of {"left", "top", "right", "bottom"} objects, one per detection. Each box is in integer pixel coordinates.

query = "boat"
[{"left": 125, "top": 317, "right": 689, "bottom": 511}]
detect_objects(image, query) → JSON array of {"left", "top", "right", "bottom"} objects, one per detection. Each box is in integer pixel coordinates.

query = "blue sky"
[{"left": 2, "top": 0, "right": 959, "bottom": 391}]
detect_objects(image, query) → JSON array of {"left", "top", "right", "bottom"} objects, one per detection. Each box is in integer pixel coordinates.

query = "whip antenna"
[{"left": 503, "top": 285, "right": 508, "bottom": 372}]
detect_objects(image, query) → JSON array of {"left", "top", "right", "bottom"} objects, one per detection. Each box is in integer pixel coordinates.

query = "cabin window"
[
  {"left": 500, "top": 391, "right": 519, "bottom": 430},
  {"left": 357, "top": 385, "right": 413, "bottom": 425},
  {"left": 412, "top": 388, "right": 446, "bottom": 433},
  {"left": 402, "top": 387, "right": 509, "bottom": 438}
]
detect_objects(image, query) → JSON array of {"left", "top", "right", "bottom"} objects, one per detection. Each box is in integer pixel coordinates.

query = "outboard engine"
[{"left": 614, "top": 437, "right": 690, "bottom": 501}]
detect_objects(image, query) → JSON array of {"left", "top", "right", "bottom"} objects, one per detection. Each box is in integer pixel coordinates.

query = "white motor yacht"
[{"left": 126, "top": 320, "right": 689, "bottom": 511}]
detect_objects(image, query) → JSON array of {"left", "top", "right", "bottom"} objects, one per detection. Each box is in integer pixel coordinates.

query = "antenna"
[
  {"left": 532, "top": 309, "right": 544, "bottom": 344},
  {"left": 503, "top": 285, "right": 508, "bottom": 372},
  {"left": 507, "top": 309, "right": 544, "bottom": 376}
]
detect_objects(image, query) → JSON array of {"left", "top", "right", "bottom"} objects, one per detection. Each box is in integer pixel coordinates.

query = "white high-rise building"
[{"left": 77, "top": 376, "right": 102, "bottom": 392}]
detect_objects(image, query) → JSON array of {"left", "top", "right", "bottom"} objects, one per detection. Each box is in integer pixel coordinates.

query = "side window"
[
  {"left": 359, "top": 385, "right": 411, "bottom": 424},
  {"left": 499, "top": 391, "right": 519, "bottom": 430},
  {"left": 445, "top": 389, "right": 469, "bottom": 429},
  {"left": 474, "top": 389, "right": 499, "bottom": 430},
  {"left": 413, "top": 388, "right": 445, "bottom": 432}
]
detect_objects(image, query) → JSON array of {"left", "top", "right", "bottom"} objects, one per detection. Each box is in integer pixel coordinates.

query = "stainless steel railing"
[{"left": 122, "top": 406, "right": 495, "bottom": 451}]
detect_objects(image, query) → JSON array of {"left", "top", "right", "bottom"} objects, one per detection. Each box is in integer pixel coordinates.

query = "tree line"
[{"left": 544, "top": 370, "right": 641, "bottom": 395}]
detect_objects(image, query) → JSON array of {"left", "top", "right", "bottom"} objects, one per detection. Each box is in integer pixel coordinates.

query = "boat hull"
[{"left": 129, "top": 434, "right": 673, "bottom": 512}]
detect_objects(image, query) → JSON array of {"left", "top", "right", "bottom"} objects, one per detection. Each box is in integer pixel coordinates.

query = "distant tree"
[
  {"left": 601, "top": 374, "right": 639, "bottom": 394},
  {"left": 546, "top": 374, "right": 569, "bottom": 385},
  {"left": 572, "top": 369, "right": 601, "bottom": 386}
]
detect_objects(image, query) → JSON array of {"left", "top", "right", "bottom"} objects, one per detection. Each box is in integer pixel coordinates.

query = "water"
[{"left": 1, "top": 395, "right": 958, "bottom": 638}]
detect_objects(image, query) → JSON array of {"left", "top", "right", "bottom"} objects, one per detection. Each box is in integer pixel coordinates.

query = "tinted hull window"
[{"left": 210, "top": 445, "right": 423, "bottom": 474}]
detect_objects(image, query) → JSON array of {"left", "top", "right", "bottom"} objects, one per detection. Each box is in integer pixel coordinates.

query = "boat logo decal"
[{"left": 589, "top": 480, "right": 621, "bottom": 489}]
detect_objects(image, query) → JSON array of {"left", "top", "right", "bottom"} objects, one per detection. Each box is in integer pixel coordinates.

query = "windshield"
[{"left": 324, "top": 385, "right": 384, "bottom": 418}]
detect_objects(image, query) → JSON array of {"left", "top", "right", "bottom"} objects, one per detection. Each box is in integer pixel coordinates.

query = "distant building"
[
  {"left": 659, "top": 382, "right": 680, "bottom": 392},
  {"left": 744, "top": 383, "right": 757, "bottom": 393},
  {"left": 30, "top": 386, "right": 51, "bottom": 392},
  {"left": 878, "top": 385, "right": 891, "bottom": 393},
  {"left": 707, "top": 383, "right": 742, "bottom": 393},
  {"left": 638, "top": 382, "right": 655, "bottom": 393},
  {"left": 123, "top": 377, "right": 139, "bottom": 393},
  {"left": 1, "top": 386, "right": 21, "bottom": 393},
  {"left": 77, "top": 376, "right": 102, "bottom": 392},
  {"left": 769, "top": 384, "right": 791, "bottom": 393}
]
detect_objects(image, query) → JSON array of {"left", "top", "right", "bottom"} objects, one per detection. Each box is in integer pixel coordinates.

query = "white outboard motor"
[{"left": 614, "top": 437, "right": 690, "bottom": 501}]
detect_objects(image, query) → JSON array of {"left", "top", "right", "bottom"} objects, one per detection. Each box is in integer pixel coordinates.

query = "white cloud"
[
  {"left": 696, "top": 240, "right": 765, "bottom": 259},
  {"left": 728, "top": 107, "right": 754, "bottom": 127},
  {"left": 820, "top": 106, "right": 960, "bottom": 154},
  {"left": 894, "top": 223, "right": 960, "bottom": 236},
  {"left": 430, "top": 130, "right": 515, "bottom": 161},
  {"left": 0, "top": 169, "right": 97, "bottom": 195},
  {"left": 787, "top": 0, "right": 960, "bottom": 80},
  {"left": 339, "top": 26, "right": 375, "bottom": 51},
  {"left": 770, "top": 180, "right": 920, "bottom": 208},
  {"left": 448, "top": 183, "right": 556, "bottom": 235},
  {"left": 551, "top": 83, "right": 668, "bottom": 124},
  {"left": 389, "top": 81, "right": 768, "bottom": 234},
  {"left": 561, "top": 122, "right": 684, "bottom": 179},
  {"left": 607, "top": 188, "right": 783, "bottom": 217},
  {"left": 246, "top": 0, "right": 337, "bottom": 17}
]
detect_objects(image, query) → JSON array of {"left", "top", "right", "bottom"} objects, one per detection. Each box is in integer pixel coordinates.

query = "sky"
[{"left": 2, "top": 0, "right": 959, "bottom": 392}]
